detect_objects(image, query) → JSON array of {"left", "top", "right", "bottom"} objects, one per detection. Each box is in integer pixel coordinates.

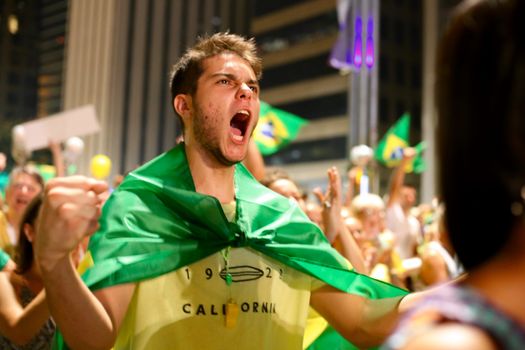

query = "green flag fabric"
[
  {"left": 0, "top": 248, "right": 10, "bottom": 270},
  {"left": 253, "top": 101, "right": 308, "bottom": 155},
  {"left": 0, "top": 172, "right": 8, "bottom": 199},
  {"left": 54, "top": 143, "right": 408, "bottom": 349},
  {"left": 375, "top": 113, "right": 426, "bottom": 174},
  {"left": 408, "top": 141, "right": 427, "bottom": 174}
]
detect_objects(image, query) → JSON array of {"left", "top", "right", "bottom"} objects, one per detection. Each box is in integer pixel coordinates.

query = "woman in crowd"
[
  {"left": 0, "top": 194, "right": 54, "bottom": 349},
  {"left": 383, "top": 0, "right": 525, "bottom": 348}
]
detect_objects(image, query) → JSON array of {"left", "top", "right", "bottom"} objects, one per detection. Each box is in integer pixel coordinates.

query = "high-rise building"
[
  {"left": 252, "top": 0, "right": 349, "bottom": 188},
  {"left": 0, "top": 0, "right": 67, "bottom": 165},
  {"left": 420, "top": 0, "right": 461, "bottom": 201},
  {"left": 62, "top": 0, "right": 253, "bottom": 176},
  {"left": 37, "top": 0, "right": 67, "bottom": 117},
  {"left": 2, "top": 0, "right": 463, "bottom": 191},
  {"left": 378, "top": 0, "right": 423, "bottom": 191},
  {"left": 0, "top": 0, "right": 39, "bottom": 157},
  {"left": 252, "top": 0, "right": 468, "bottom": 198}
]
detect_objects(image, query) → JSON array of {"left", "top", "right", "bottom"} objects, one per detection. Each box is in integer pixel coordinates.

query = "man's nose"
[{"left": 237, "top": 83, "right": 252, "bottom": 100}]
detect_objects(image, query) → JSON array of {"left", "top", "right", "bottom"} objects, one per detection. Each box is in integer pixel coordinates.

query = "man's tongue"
[
  {"left": 230, "top": 114, "right": 246, "bottom": 142},
  {"left": 230, "top": 126, "right": 244, "bottom": 141},
  {"left": 231, "top": 126, "right": 242, "bottom": 136}
]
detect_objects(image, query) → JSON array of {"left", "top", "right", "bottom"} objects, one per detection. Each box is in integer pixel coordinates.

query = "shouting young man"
[{"left": 35, "top": 33, "right": 410, "bottom": 350}]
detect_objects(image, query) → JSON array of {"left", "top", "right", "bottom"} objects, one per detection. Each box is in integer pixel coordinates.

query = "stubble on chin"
[{"left": 192, "top": 107, "right": 241, "bottom": 167}]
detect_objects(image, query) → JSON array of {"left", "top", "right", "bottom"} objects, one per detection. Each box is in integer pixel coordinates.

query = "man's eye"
[
  {"left": 249, "top": 86, "right": 258, "bottom": 93},
  {"left": 218, "top": 79, "right": 229, "bottom": 85}
]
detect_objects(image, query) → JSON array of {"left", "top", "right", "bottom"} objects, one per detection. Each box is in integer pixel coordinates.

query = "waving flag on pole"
[
  {"left": 375, "top": 113, "right": 410, "bottom": 167},
  {"left": 374, "top": 113, "right": 426, "bottom": 173},
  {"left": 253, "top": 101, "right": 308, "bottom": 156}
]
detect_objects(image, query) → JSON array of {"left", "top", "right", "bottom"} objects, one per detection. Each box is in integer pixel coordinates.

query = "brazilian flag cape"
[{"left": 53, "top": 144, "right": 408, "bottom": 349}]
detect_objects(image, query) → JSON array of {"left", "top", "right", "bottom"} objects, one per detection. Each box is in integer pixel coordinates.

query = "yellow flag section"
[
  {"left": 253, "top": 111, "right": 288, "bottom": 151},
  {"left": 253, "top": 101, "right": 308, "bottom": 155},
  {"left": 381, "top": 133, "right": 409, "bottom": 168}
]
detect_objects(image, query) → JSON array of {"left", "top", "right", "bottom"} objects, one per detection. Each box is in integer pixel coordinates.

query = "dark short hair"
[
  {"left": 436, "top": 0, "right": 525, "bottom": 269},
  {"left": 15, "top": 193, "right": 43, "bottom": 274},
  {"left": 169, "top": 32, "right": 262, "bottom": 132}
]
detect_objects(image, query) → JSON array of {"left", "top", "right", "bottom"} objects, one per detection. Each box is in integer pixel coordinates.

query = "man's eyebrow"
[{"left": 211, "top": 73, "right": 259, "bottom": 85}]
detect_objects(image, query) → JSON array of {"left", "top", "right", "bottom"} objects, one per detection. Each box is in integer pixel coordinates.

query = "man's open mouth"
[{"left": 230, "top": 110, "right": 250, "bottom": 142}]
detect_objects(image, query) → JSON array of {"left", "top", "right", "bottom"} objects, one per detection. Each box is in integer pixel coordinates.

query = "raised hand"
[
  {"left": 313, "top": 167, "right": 343, "bottom": 243},
  {"left": 35, "top": 176, "right": 108, "bottom": 272}
]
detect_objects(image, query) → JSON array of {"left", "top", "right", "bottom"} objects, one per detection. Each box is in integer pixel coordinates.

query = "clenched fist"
[{"left": 35, "top": 176, "right": 108, "bottom": 273}]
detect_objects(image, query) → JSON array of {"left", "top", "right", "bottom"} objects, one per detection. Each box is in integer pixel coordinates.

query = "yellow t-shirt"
[
  {"left": 115, "top": 248, "right": 318, "bottom": 350},
  {"left": 114, "top": 202, "right": 322, "bottom": 350}
]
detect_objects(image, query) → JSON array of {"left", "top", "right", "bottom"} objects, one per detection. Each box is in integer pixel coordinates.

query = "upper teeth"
[{"left": 238, "top": 110, "right": 249, "bottom": 116}]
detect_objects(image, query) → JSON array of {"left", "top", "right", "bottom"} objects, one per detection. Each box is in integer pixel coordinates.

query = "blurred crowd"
[
  {"left": 0, "top": 137, "right": 457, "bottom": 349},
  {"left": 261, "top": 146, "right": 463, "bottom": 294}
]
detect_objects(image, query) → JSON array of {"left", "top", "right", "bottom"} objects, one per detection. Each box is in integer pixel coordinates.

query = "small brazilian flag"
[
  {"left": 375, "top": 113, "right": 426, "bottom": 173},
  {"left": 253, "top": 101, "right": 308, "bottom": 155}
]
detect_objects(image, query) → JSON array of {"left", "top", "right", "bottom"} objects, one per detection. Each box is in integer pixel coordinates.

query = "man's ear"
[{"left": 174, "top": 94, "right": 192, "bottom": 122}]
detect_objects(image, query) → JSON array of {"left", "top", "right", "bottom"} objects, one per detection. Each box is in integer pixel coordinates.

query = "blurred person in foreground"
[
  {"left": 34, "top": 33, "right": 411, "bottom": 350},
  {"left": 383, "top": 0, "right": 525, "bottom": 348}
]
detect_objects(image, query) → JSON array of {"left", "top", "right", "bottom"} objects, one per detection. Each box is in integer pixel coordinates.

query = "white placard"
[{"left": 14, "top": 105, "right": 100, "bottom": 152}]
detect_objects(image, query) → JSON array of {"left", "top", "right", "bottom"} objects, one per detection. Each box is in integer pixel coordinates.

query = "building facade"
[
  {"left": 252, "top": 0, "right": 349, "bottom": 189},
  {"left": 62, "top": 0, "right": 252, "bottom": 177},
  {"left": 1, "top": 0, "right": 463, "bottom": 198},
  {"left": 0, "top": 0, "right": 39, "bottom": 160}
]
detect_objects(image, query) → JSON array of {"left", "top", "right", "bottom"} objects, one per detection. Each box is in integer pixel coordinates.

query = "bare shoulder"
[{"left": 402, "top": 323, "right": 497, "bottom": 350}]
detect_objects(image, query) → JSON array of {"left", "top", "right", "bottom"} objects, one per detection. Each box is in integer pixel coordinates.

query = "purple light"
[
  {"left": 353, "top": 16, "right": 363, "bottom": 69},
  {"left": 365, "top": 16, "right": 375, "bottom": 69}
]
